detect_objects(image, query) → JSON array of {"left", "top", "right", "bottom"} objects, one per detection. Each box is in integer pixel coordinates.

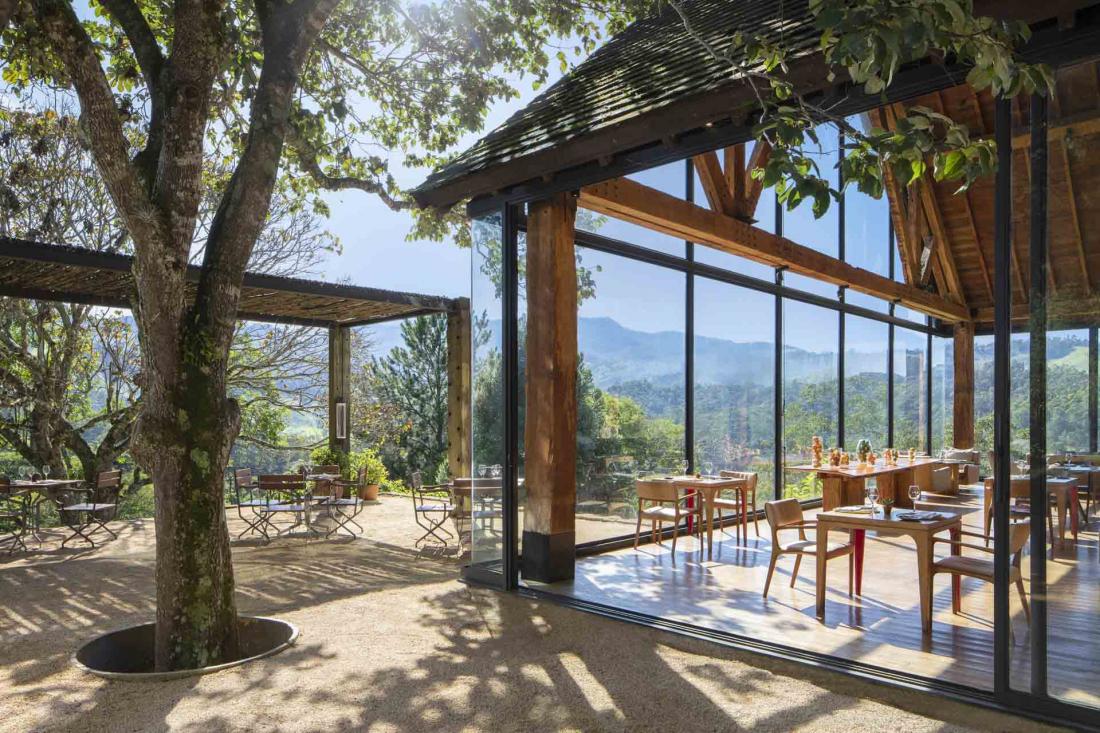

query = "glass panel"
[
  {"left": 575, "top": 247, "right": 686, "bottom": 545},
  {"left": 783, "top": 300, "right": 839, "bottom": 499},
  {"left": 846, "top": 289, "right": 890, "bottom": 313},
  {"left": 894, "top": 327, "right": 928, "bottom": 454},
  {"left": 693, "top": 277, "right": 776, "bottom": 501},
  {"left": 844, "top": 316, "right": 889, "bottom": 453},
  {"left": 931, "top": 335, "right": 953, "bottom": 455},
  {"left": 780, "top": 124, "right": 839, "bottom": 298},
  {"left": 469, "top": 212, "right": 505, "bottom": 574},
  {"left": 844, "top": 115, "right": 891, "bottom": 278},
  {"left": 577, "top": 208, "right": 687, "bottom": 258},
  {"left": 1046, "top": 329, "right": 1089, "bottom": 453}
]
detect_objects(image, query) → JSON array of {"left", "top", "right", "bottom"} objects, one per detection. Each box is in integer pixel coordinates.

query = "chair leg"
[
  {"left": 634, "top": 513, "right": 642, "bottom": 550},
  {"left": 752, "top": 491, "right": 759, "bottom": 537},
  {"left": 763, "top": 551, "right": 779, "bottom": 598},
  {"left": 1017, "top": 579, "right": 1031, "bottom": 623},
  {"left": 848, "top": 553, "right": 854, "bottom": 597},
  {"left": 671, "top": 517, "right": 679, "bottom": 554},
  {"left": 790, "top": 554, "right": 802, "bottom": 588}
]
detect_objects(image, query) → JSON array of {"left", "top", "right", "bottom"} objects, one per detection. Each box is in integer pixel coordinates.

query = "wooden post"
[
  {"left": 953, "top": 321, "right": 975, "bottom": 450},
  {"left": 328, "top": 325, "right": 351, "bottom": 455},
  {"left": 522, "top": 192, "right": 578, "bottom": 582},
  {"left": 446, "top": 297, "right": 472, "bottom": 479}
]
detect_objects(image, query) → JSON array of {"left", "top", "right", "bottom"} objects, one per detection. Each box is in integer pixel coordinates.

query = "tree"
[
  {"left": 356, "top": 315, "right": 448, "bottom": 482},
  {"left": 3, "top": 0, "right": 656, "bottom": 669}
]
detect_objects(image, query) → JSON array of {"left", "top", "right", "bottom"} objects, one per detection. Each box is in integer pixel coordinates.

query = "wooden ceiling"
[{"left": 876, "top": 59, "right": 1100, "bottom": 327}]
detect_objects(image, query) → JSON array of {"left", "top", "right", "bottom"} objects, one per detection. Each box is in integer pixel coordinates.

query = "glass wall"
[
  {"left": 895, "top": 326, "right": 928, "bottom": 453},
  {"left": 844, "top": 315, "right": 889, "bottom": 452},
  {"left": 931, "top": 334, "right": 953, "bottom": 454},
  {"left": 783, "top": 300, "right": 839, "bottom": 500},
  {"left": 693, "top": 277, "right": 776, "bottom": 501},
  {"left": 574, "top": 247, "right": 687, "bottom": 545}
]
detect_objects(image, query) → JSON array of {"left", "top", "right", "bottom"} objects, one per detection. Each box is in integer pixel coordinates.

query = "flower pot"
[
  {"left": 360, "top": 483, "right": 380, "bottom": 501},
  {"left": 883, "top": 506, "right": 893, "bottom": 518}
]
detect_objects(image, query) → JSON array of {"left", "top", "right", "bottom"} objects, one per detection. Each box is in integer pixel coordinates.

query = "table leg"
[
  {"left": 1057, "top": 489, "right": 1069, "bottom": 550},
  {"left": 949, "top": 525, "right": 961, "bottom": 614},
  {"left": 915, "top": 532, "right": 933, "bottom": 634},
  {"left": 852, "top": 529, "right": 865, "bottom": 596},
  {"left": 816, "top": 523, "right": 829, "bottom": 619},
  {"left": 740, "top": 486, "right": 747, "bottom": 546},
  {"left": 1071, "top": 486, "right": 1079, "bottom": 543},
  {"left": 706, "top": 490, "right": 716, "bottom": 559}
]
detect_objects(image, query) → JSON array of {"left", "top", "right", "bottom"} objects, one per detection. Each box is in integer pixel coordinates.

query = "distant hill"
[{"left": 483, "top": 317, "right": 911, "bottom": 390}]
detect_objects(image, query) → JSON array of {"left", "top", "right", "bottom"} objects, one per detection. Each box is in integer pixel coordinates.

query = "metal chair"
[
  {"left": 232, "top": 468, "right": 271, "bottom": 540},
  {"left": 256, "top": 474, "right": 310, "bottom": 538},
  {"left": 762, "top": 498, "right": 854, "bottom": 598},
  {"left": 59, "top": 470, "right": 122, "bottom": 548},
  {"left": 325, "top": 466, "right": 366, "bottom": 538},
  {"left": 411, "top": 471, "right": 455, "bottom": 547},
  {"left": 0, "top": 478, "right": 28, "bottom": 554}
]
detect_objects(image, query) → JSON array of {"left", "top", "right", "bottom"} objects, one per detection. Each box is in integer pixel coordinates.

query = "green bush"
[
  {"left": 309, "top": 445, "right": 349, "bottom": 475},
  {"left": 350, "top": 448, "right": 388, "bottom": 485}
]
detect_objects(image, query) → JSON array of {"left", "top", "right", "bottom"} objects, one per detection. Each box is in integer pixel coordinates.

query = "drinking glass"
[
  {"left": 908, "top": 484, "right": 921, "bottom": 505},
  {"left": 42, "top": 466, "right": 50, "bottom": 480},
  {"left": 866, "top": 482, "right": 879, "bottom": 513}
]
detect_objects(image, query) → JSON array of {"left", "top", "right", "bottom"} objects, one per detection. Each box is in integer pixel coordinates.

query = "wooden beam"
[
  {"left": 725, "top": 143, "right": 746, "bottom": 207},
  {"left": 579, "top": 176, "right": 970, "bottom": 322},
  {"left": 328, "top": 326, "right": 352, "bottom": 454},
  {"left": 1011, "top": 111, "right": 1100, "bottom": 149},
  {"left": 962, "top": 187, "right": 995, "bottom": 302},
  {"left": 974, "top": 289, "right": 1100, "bottom": 326},
  {"left": 1060, "top": 140, "right": 1091, "bottom": 294},
  {"left": 953, "top": 322, "right": 976, "bottom": 450},
  {"left": 446, "top": 298, "right": 472, "bottom": 479},
  {"left": 692, "top": 151, "right": 737, "bottom": 217},
  {"left": 869, "top": 107, "right": 919, "bottom": 286},
  {"left": 743, "top": 140, "right": 773, "bottom": 218},
  {"left": 522, "top": 192, "right": 578, "bottom": 582}
]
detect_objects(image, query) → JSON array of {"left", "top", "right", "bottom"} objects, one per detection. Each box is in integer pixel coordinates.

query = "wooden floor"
[{"left": 535, "top": 493, "right": 1100, "bottom": 708}]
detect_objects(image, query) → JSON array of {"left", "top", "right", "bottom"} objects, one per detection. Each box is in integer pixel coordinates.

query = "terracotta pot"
[{"left": 360, "top": 483, "right": 380, "bottom": 501}]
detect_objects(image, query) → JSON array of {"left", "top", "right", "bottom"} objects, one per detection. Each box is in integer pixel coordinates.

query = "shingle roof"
[{"left": 413, "top": 0, "right": 818, "bottom": 208}]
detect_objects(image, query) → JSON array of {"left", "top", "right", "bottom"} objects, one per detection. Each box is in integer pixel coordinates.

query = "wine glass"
[
  {"left": 908, "top": 484, "right": 921, "bottom": 506},
  {"left": 866, "top": 482, "right": 879, "bottom": 513},
  {"left": 42, "top": 465, "right": 51, "bottom": 480}
]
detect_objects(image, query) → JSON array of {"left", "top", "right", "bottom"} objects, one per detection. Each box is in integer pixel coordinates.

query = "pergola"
[
  {"left": 412, "top": 0, "right": 1100, "bottom": 724},
  {"left": 0, "top": 236, "right": 472, "bottom": 475}
]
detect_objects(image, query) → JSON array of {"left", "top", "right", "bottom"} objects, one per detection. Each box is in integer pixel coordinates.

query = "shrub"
[{"left": 349, "top": 448, "right": 388, "bottom": 485}]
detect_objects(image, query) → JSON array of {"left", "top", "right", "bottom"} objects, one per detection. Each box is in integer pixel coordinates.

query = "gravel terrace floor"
[{"left": 0, "top": 495, "right": 1068, "bottom": 732}]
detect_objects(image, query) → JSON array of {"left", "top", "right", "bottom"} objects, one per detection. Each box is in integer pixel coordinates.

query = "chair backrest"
[
  {"left": 258, "top": 474, "right": 305, "bottom": 493},
  {"left": 95, "top": 470, "right": 123, "bottom": 503},
  {"left": 931, "top": 467, "right": 953, "bottom": 493},
  {"left": 1009, "top": 518, "right": 1031, "bottom": 556},
  {"left": 234, "top": 468, "right": 253, "bottom": 490},
  {"left": 983, "top": 476, "right": 1032, "bottom": 500},
  {"left": 0, "top": 476, "right": 9, "bottom": 491},
  {"left": 764, "top": 498, "right": 804, "bottom": 533},
  {"left": 315, "top": 464, "right": 341, "bottom": 477},
  {"left": 719, "top": 470, "right": 758, "bottom": 491},
  {"left": 635, "top": 479, "right": 678, "bottom": 504}
]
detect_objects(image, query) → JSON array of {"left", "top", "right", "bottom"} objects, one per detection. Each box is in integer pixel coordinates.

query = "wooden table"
[
  {"left": 981, "top": 475, "right": 1080, "bottom": 551},
  {"left": 789, "top": 458, "right": 955, "bottom": 511},
  {"left": 815, "top": 508, "right": 962, "bottom": 634},
  {"left": 670, "top": 476, "right": 748, "bottom": 559},
  {"left": 6, "top": 479, "right": 87, "bottom": 542}
]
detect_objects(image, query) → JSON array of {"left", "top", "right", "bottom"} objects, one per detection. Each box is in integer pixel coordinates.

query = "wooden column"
[
  {"left": 953, "top": 321, "right": 975, "bottom": 450},
  {"left": 446, "top": 297, "right": 472, "bottom": 479},
  {"left": 328, "top": 325, "right": 352, "bottom": 454},
  {"left": 522, "top": 192, "right": 578, "bottom": 583}
]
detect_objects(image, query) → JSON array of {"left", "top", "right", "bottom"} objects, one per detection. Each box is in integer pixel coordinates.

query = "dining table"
[
  {"left": 815, "top": 506, "right": 962, "bottom": 634},
  {"left": 5, "top": 479, "right": 87, "bottom": 542},
  {"left": 789, "top": 457, "right": 958, "bottom": 511},
  {"left": 669, "top": 475, "right": 749, "bottom": 559}
]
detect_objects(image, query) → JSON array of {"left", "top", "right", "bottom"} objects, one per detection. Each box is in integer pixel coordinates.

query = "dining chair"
[
  {"left": 256, "top": 474, "right": 309, "bottom": 538},
  {"left": 411, "top": 471, "right": 455, "bottom": 547},
  {"left": 932, "top": 519, "right": 1031, "bottom": 623},
  {"left": 325, "top": 466, "right": 366, "bottom": 538},
  {"left": 633, "top": 479, "right": 702, "bottom": 554},
  {"left": 59, "top": 470, "right": 122, "bottom": 548},
  {"left": 307, "top": 464, "right": 342, "bottom": 500},
  {"left": 762, "top": 498, "right": 853, "bottom": 599},
  {"left": 719, "top": 470, "right": 759, "bottom": 537},
  {"left": 232, "top": 468, "right": 270, "bottom": 540},
  {"left": 0, "top": 477, "right": 28, "bottom": 554},
  {"left": 982, "top": 477, "right": 1054, "bottom": 548}
]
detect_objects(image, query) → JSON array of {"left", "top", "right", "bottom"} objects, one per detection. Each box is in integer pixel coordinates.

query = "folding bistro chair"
[
  {"left": 59, "top": 470, "right": 122, "bottom": 548},
  {"left": 256, "top": 474, "right": 309, "bottom": 538},
  {"left": 0, "top": 478, "right": 29, "bottom": 554},
  {"left": 411, "top": 471, "right": 455, "bottom": 547},
  {"left": 232, "top": 468, "right": 272, "bottom": 540},
  {"left": 324, "top": 466, "right": 366, "bottom": 538}
]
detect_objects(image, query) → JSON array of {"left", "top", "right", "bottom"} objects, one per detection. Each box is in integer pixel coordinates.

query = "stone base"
[{"left": 522, "top": 530, "right": 575, "bottom": 583}]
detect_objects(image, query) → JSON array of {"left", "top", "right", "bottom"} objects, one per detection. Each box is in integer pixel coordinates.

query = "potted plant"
[
  {"left": 881, "top": 498, "right": 895, "bottom": 517},
  {"left": 350, "top": 449, "right": 387, "bottom": 502},
  {"left": 856, "top": 439, "right": 872, "bottom": 465}
]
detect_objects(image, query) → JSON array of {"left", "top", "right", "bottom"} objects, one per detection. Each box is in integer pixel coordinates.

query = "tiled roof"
[{"left": 413, "top": 0, "right": 818, "bottom": 207}]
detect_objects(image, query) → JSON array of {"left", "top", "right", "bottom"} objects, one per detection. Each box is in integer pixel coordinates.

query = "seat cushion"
[
  {"left": 639, "top": 506, "right": 696, "bottom": 520},
  {"left": 935, "top": 555, "right": 1021, "bottom": 582},
  {"left": 779, "top": 539, "right": 850, "bottom": 554},
  {"left": 62, "top": 503, "right": 116, "bottom": 512},
  {"left": 416, "top": 504, "right": 453, "bottom": 513}
]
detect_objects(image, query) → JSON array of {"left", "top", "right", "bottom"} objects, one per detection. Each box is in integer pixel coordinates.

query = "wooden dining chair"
[
  {"left": 982, "top": 477, "right": 1054, "bottom": 548},
  {"left": 633, "top": 479, "right": 702, "bottom": 553},
  {"left": 719, "top": 470, "right": 759, "bottom": 538},
  {"left": 762, "top": 498, "right": 853, "bottom": 598},
  {"left": 932, "top": 519, "right": 1031, "bottom": 623}
]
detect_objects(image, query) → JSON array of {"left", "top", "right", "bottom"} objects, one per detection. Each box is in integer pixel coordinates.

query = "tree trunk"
[{"left": 134, "top": 319, "right": 242, "bottom": 671}]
